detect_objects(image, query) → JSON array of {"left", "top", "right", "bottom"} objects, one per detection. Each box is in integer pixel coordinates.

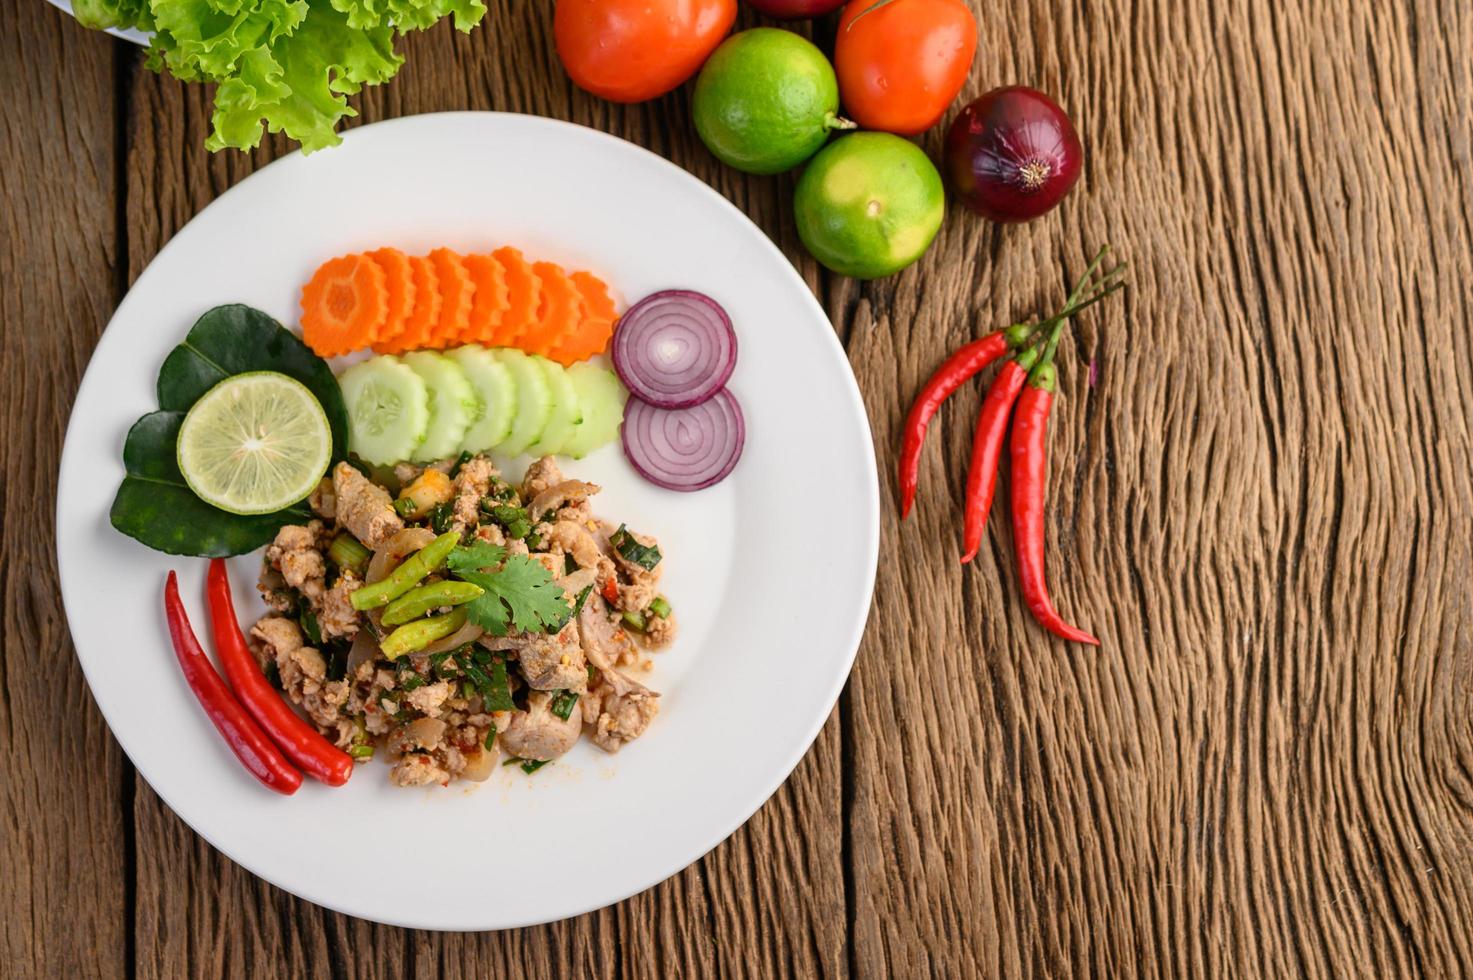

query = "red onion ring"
[
  {"left": 611, "top": 290, "right": 738, "bottom": 408},
  {"left": 620, "top": 390, "right": 745, "bottom": 492}
]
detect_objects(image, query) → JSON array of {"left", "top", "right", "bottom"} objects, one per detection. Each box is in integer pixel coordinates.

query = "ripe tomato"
[
  {"left": 834, "top": 0, "right": 977, "bottom": 135},
  {"left": 555, "top": 0, "right": 738, "bottom": 104}
]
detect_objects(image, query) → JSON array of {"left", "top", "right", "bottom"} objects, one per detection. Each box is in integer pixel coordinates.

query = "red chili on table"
[
  {"left": 1009, "top": 357, "right": 1100, "bottom": 646},
  {"left": 960, "top": 356, "right": 1032, "bottom": 563},
  {"left": 899, "top": 331, "right": 1011, "bottom": 519},
  {"left": 164, "top": 571, "right": 303, "bottom": 795},
  {"left": 206, "top": 559, "right": 354, "bottom": 787}
]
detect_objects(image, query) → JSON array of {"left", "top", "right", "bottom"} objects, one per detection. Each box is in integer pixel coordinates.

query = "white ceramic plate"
[
  {"left": 57, "top": 113, "right": 878, "bottom": 930},
  {"left": 44, "top": 0, "right": 150, "bottom": 43}
]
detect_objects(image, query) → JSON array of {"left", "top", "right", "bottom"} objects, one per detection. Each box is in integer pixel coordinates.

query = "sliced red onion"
[
  {"left": 611, "top": 290, "right": 738, "bottom": 408},
  {"left": 621, "top": 390, "right": 744, "bottom": 492}
]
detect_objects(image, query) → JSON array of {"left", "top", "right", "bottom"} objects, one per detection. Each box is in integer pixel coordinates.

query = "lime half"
[{"left": 178, "top": 371, "right": 332, "bottom": 515}]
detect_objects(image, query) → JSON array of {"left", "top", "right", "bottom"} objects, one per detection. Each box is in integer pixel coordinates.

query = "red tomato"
[
  {"left": 834, "top": 0, "right": 978, "bottom": 135},
  {"left": 555, "top": 0, "right": 738, "bottom": 104}
]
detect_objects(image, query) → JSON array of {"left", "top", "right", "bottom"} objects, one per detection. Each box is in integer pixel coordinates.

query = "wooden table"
[{"left": 5, "top": 0, "right": 1472, "bottom": 975}]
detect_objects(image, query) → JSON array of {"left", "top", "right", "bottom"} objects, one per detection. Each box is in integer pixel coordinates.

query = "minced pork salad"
[{"left": 248, "top": 454, "right": 676, "bottom": 787}]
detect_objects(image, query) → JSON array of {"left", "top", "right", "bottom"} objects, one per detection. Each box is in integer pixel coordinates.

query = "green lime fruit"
[
  {"left": 692, "top": 28, "right": 853, "bottom": 176},
  {"left": 177, "top": 371, "right": 332, "bottom": 515},
  {"left": 794, "top": 133, "right": 946, "bottom": 279}
]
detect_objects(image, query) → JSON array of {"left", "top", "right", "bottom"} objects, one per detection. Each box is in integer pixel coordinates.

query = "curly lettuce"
[{"left": 75, "top": 0, "right": 485, "bottom": 153}]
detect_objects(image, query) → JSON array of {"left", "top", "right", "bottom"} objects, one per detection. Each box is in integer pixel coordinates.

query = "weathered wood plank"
[
  {"left": 0, "top": 2, "right": 129, "bottom": 977},
  {"left": 122, "top": 7, "right": 845, "bottom": 976},
  {"left": 842, "top": 0, "right": 1473, "bottom": 977}
]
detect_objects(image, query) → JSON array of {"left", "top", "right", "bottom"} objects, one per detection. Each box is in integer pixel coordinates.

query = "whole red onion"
[
  {"left": 944, "top": 86, "right": 1083, "bottom": 222},
  {"left": 743, "top": 0, "right": 846, "bottom": 18}
]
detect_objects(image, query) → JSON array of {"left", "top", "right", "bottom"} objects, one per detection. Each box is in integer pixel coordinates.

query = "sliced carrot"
[
  {"left": 464, "top": 253, "right": 510, "bottom": 344},
  {"left": 377, "top": 255, "right": 441, "bottom": 353},
  {"left": 489, "top": 247, "right": 541, "bottom": 347},
  {"left": 517, "top": 262, "right": 581, "bottom": 356},
  {"left": 546, "top": 271, "right": 620, "bottom": 365},
  {"left": 366, "top": 247, "right": 415, "bottom": 352},
  {"left": 427, "top": 248, "right": 474, "bottom": 348},
  {"left": 300, "top": 253, "right": 387, "bottom": 357}
]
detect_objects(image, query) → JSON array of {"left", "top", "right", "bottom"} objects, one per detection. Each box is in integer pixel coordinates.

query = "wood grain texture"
[
  {"left": 4, "top": 0, "right": 1471, "bottom": 975},
  {"left": 0, "top": 2, "right": 129, "bottom": 977}
]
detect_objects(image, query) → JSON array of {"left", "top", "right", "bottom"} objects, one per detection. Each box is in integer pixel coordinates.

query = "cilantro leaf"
[
  {"left": 448, "top": 545, "right": 569, "bottom": 636},
  {"left": 447, "top": 540, "right": 506, "bottom": 574}
]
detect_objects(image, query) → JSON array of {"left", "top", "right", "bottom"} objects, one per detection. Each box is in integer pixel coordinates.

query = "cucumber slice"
[
  {"left": 402, "top": 351, "right": 477, "bottom": 462},
  {"left": 561, "top": 362, "right": 628, "bottom": 458},
  {"left": 448, "top": 345, "right": 516, "bottom": 453},
  {"left": 337, "top": 356, "right": 431, "bottom": 465},
  {"left": 526, "top": 357, "right": 581, "bottom": 457},
  {"left": 494, "top": 349, "right": 553, "bottom": 457}
]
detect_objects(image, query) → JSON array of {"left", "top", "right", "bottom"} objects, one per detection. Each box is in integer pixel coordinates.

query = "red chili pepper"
[
  {"left": 206, "top": 560, "right": 354, "bottom": 787},
  {"left": 1009, "top": 360, "right": 1100, "bottom": 646},
  {"left": 163, "top": 572, "right": 303, "bottom": 794},
  {"left": 601, "top": 576, "right": 620, "bottom": 604},
  {"left": 899, "top": 332, "right": 1011, "bottom": 518},
  {"left": 960, "top": 357, "right": 1031, "bottom": 563}
]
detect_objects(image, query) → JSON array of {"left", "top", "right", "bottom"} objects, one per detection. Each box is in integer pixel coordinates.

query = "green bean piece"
[
  {"left": 621, "top": 610, "right": 647, "bottom": 633},
  {"left": 648, "top": 596, "right": 671, "bottom": 619},
  {"left": 328, "top": 532, "right": 371, "bottom": 573},
  {"left": 379, "top": 608, "right": 468, "bottom": 659},
  {"left": 350, "top": 532, "right": 460, "bottom": 611},
  {"left": 348, "top": 744, "right": 375, "bottom": 759},
  {"left": 381, "top": 580, "right": 485, "bottom": 626}
]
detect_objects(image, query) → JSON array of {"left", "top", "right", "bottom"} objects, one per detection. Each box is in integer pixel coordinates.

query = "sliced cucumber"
[
  {"left": 448, "top": 345, "right": 516, "bottom": 453},
  {"left": 337, "top": 356, "right": 431, "bottom": 465},
  {"left": 402, "top": 351, "right": 477, "bottom": 462},
  {"left": 526, "top": 356, "right": 581, "bottom": 457},
  {"left": 494, "top": 348, "right": 552, "bottom": 457},
  {"left": 561, "top": 362, "right": 628, "bottom": 458}
]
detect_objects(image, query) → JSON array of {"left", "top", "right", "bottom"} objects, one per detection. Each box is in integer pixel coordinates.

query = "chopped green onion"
[
  {"left": 429, "top": 502, "right": 455, "bottom": 534},
  {"left": 520, "top": 759, "right": 550, "bottom": 775},
  {"left": 392, "top": 497, "right": 417, "bottom": 518},
  {"left": 648, "top": 596, "right": 671, "bottom": 619},
  {"left": 450, "top": 451, "right": 473, "bottom": 477},
  {"left": 328, "top": 533, "right": 371, "bottom": 573},
  {"left": 483, "top": 660, "right": 516, "bottom": 712},
  {"left": 570, "top": 584, "right": 594, "bottom": 618},
  {"left": 525, "top": 532, "right": 542, "bottom": 550},
  {"left": 587, "top": 664, "right": 597, "bottom": 683},
  {"left": 298, "top": 604, "right": 322, "bottom": 646},
  {"left": 471, "top": 648, "right": 493, "bottom": 665},
  {"left": 622, "top": 610, "right": 647, "bottom": 633},
  {"left": 462, "top": 662, "right": 491, "bottom": 690},
  {"left": 549, "top": 690, "right": 578, "bottom": 721},
  {"left": 400, "top": 674, "right": 425, "bottom": 692},
  {"left": 483, "top": 727, "right": 497, "bottom": 750},
  {"left": 502, "top": 756, "right": 521, "bottom": 767},
  {"left": 610, "top": 525, "right": 661, "bottom": 571},
  {"left": 348, "top": 744, "right": 375, "bottom": 759},
  {"left": 462, "top": 681, "right": 476, "bottom": 699}
]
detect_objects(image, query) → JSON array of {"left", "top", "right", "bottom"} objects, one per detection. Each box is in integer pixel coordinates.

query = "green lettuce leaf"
[{"left": 126, "top": 0, "right": 484, "bottom": 154}]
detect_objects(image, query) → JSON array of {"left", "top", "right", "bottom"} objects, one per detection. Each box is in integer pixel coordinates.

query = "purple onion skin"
[
  {"left": 744, "top": 0, "right": 845, "bottom": 17},
  {"left": 944, "top": 86, "right": 1083, "bottom": 223},
  {"left": 612, "top": 289, "right": 737, "bottom": 409},
  {"left": 621, "top": 390, "right": 745, "bottom": 492}
]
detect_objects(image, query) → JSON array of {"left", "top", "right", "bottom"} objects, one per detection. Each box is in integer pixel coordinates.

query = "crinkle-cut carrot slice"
[
  {"left": 489, "top": 246, "right": 540, "bottom": 347},
  {"left": 427, "top": 248, "right": 474, "bottom": 348},
  {"left": 301, "top": 253, "right": 388, "bottom": 357},
  {"left": 518, "top": 262, "right": 580, "bottom": 356},
  {"left": 377, "top": 255, "right": 441, "bottom": 354},
  {"left": 464, "top": 253, "right": 510, "bottom": 344},
  {"left": 546, "top": 271, "right": 619, "bottom": 365},
  {"left": 366, "top": 247, "right": 415, "bottom": 351}
]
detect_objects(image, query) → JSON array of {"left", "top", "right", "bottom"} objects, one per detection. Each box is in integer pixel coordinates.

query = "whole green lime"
[
  {"left": 692, "top": 28, "right": 850, "bottom": 176},
  {"left": 794, "top": 133, "right": 946, "bottom": 279}
]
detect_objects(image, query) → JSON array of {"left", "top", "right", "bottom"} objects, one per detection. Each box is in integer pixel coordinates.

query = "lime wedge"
[{"left": 177, "top": 371, "right": 332, "bottom": 515}]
